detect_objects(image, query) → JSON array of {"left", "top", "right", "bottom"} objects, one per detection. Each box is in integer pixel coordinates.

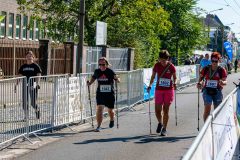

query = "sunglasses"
[
  {"left": 211, "top": 60, "right": 218, "bottom": 63},
  {"left": 99, "top": 64, "right": 106, "bottom": 66}
]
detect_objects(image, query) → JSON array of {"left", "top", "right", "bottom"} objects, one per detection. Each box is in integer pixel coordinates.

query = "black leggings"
[{"left": 22, "top": 86, "right": 39, "bottom": 111}]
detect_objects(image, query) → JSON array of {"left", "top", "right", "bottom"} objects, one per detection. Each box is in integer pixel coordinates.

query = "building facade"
[{"left": 0, "top": 0, "right": 46, "bottom": 41}]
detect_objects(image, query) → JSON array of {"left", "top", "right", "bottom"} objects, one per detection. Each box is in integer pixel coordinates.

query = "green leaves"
[
  {"left": 0, "top": 15, "right": 5, "bottom": 22},
  {"left": 17, "top": 0, "right": 206, "bottom": 67},
  {"left": 158, "top": 0, "right": 207, "bottom": 65}
]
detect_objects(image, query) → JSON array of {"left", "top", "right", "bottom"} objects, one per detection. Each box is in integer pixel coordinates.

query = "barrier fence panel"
[
  {"left": 68, "top": 77, "right": 82, "bottom": 122},
  {"left": 211, "top": 93, "right": 238, "bottom": 160},
  {"left": 183, "top": 89, "right": 239, "bottom": 160},
  {"left": 127, "top": 70, "right": 144, "bottom": 107},
  {"left": 115, "top": 71, "right": 129, "bottom": 109},
  {"left": 27, "top": 75, "right": 66, "bottom": 134},
  {"left": 79, "top": 73, "right": 97, "bottom": 120},
  {"left": 108, "top": 48, "right": 128, "bottom": 71},
  {"left": 0, "top": 77, "right": 27, "bottom": 145},
  {"left": 53, "top": 75, "right": 70, "bottom": 126},
  {"left": 86, "top": 47, "right": 102, "bottom": 73},
  {"left": 176, "top": 64, "right": 199, "bottom": 89},
  {"left": 186, "top": 116, "right": 214, "bottom": 160},
  {"left": 0, "top": 64, "right": 208, "bottom": 148}
]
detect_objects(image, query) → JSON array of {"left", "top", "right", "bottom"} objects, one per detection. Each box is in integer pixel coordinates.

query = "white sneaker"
[{"left": 95, "top": 127, "right": 101, "bottom": 132}]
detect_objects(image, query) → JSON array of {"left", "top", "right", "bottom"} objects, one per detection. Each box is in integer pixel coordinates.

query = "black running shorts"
[{"left": 96, "top": 92, "right": 115, "bottom": 109}]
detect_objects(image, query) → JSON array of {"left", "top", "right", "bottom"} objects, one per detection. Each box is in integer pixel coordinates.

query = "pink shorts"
[{"left": 155, "top": 89, "right": 174, "bottom": 106}]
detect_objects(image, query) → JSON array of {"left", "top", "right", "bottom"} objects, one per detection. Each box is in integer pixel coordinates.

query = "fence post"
[
  {"left": 13, "top": 40, "right": 16, "bottom": 76},
  {"left": 141, "top": 69, "right": 144, "bottom": 99},
  {"left": 100, "top": 45, "right": 107, "bottom": 57},
  {"left": 127, "top": 72, "right": 130, "bottom": 107},
  {"left": 51, "top": 77, "right": 57, "bottom": 128},
  {"left": 210, "top": 116, "right": 215, "bottom": 160},
  {"left": 127, "top": 48, "right": 135, "bottom": 71},
  {"left": 67, "top": 75, "right": 70, "bottom": 123},
  {"left": 64, "top": 42, "right": 74, "bottom": 74},
  {"left": 26, "top": 78, "right": 30, "bottom": 138},
  {"left": 39, "top": 39, "right": 50, "bottom": 75}
]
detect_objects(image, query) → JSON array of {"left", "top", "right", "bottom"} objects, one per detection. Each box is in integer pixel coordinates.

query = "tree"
[
  {"left": 17, "top": 0, "right": 171, "bottom": 68},
  {"left": 0, "top": 15, "right": 5, "bottom": 22},
  {"left": 17, "top": 0, "right": 206, "bottom": 67},
  {"left": 158, "top": 0, "right": 207, "bottom": 65}
]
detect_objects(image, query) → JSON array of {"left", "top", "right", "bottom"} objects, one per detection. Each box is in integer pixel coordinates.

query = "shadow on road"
[
  {"left": 73, "top": 134, "right": 196, "bottom": 145},
  {"left": 135, "top": 135, "right": 196, "bottom": 144}
]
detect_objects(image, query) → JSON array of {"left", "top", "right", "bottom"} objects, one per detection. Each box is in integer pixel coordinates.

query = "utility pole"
[
  {"left": 76, "top": 0, "right": 85, "bottom": 74},
  {"left": 214, "top": 27, "right": 218, "bottom": 51},
  {"left": 221, "top": 26, "right": 224, "bottom": 56}
]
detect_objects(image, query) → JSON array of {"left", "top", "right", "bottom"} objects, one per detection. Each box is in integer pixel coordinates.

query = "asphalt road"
[{"left": 18, "top": 73, "right": 240, "bottom": 160}]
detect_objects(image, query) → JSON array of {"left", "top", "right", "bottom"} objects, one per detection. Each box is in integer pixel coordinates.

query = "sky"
[{"left": 196, "top": 0, "right": 240, "bottom": 39}]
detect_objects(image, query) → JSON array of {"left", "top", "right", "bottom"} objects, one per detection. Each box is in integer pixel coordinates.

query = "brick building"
[
  {"left": 0, "top": 0, "right": 45, "bottom": 41},
  {"left": 0, "top": 1, "right": 134, "bottom": 76}
]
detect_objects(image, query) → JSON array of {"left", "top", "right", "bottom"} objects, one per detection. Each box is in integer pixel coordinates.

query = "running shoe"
[
  {"left": 160, "top": 128, "right": 167, "bottom": 136},
  {"left": 156, "top": 123, "right": 162, "bottom": 133},
  {"left": 95, "top": 127, "right": 101, "bottom": 132},
  {"left": 109, "top": 121, "right": 114, "bottom": 128}
]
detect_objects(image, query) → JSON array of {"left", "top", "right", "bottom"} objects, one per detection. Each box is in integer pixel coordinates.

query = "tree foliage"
[
  {"left": 17, "top": 0, "right": 207, "bottom": 67},
  {"left": 158, "top": 0, "right": 208, "bottom": 64},
  {"left": 0, "top": 15, "right": 5, "bottom": 22}
]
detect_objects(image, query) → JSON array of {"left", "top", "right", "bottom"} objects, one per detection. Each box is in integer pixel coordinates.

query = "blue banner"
[
  {"left": 143, "top": 68, "right": 157, "bottom": 101},
  {"left": 143, "top": 78, "right": 157, "bottom": 101},
  {"left": 224, "top": 41, "right": 233, "bottom": 61}
]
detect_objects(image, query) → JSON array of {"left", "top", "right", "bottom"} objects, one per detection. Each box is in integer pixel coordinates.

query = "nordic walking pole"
[
  {"left": 115, "top": 80, "right": 119, "bottom": 128},
  {"left": 197, "top": 87, "right": 200, "bottom": 131},
  {"left": 148, "top": 89, "right": 152, "bottom": 135},
  {"left": 87, "top": 81, "right": 94, "bottom": 128},
  {"left": 175, "top": 88, "right": 177, "bottom": 126}
]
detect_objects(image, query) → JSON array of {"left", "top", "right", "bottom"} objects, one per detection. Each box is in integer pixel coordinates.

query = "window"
[
  {"left": 35, "top": 20, "right": 40, "bottom": 40},
  {"left": 0, "top": 12, "right": 6, "bottom": 38},
  {"left": 22, "top": 15, "right": 28, "bottom": 39},
  {"left": 29, "top": 16, "right": 34, "bottom": 40},
  {"left": 8, "top": 13, "right": 14, "bottom": 38},
  {"left": 16, "top": 14, "right": 21, "bottom": 39}
]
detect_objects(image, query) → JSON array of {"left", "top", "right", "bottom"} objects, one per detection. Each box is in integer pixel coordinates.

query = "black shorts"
[{"left": 96, "top": 92, "right": 115, "bottom": 109}]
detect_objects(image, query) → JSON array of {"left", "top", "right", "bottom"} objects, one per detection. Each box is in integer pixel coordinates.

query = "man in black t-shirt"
[
  {"left": 16, "top": 51, "right": 42, "bottom": 119},
  {"left": 87, "top": 57, "right": 120, "bottom": 132}
]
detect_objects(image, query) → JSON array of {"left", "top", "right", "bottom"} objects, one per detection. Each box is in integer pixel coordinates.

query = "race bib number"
[
  {"left": 100, "top": 85, "right": 111, "bottom": 92},
  {"left": 159, "top": 78, "right": 171, "bottom": 87},
  {"left": 206, "top": 80, "right": 218, "bottom": 88}
]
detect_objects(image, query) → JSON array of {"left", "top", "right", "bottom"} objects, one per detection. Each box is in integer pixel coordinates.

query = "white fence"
[{"left": 183, "top": 88, "right": 240, "bottom": 160}]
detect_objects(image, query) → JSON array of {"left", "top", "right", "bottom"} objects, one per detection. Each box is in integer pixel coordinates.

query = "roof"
[{"left": 204, "top": 14, "right": 223, "bottom": 28}]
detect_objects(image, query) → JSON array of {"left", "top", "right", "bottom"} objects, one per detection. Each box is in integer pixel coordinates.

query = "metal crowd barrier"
[
  {"left": 0, "top": 65, "right": 203, "bottom": 149},
  {"left": 176, "top": 64, "right": 200, "bottom": 90},
  {"left": 0, "top": 77, "right": 27, "bottom": 146},
  {"left": 0, "top": 70, "right": 145, "bottom": 148},
  {"left": 183, "top": 88, "right": 239, "bottom": 160}
]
